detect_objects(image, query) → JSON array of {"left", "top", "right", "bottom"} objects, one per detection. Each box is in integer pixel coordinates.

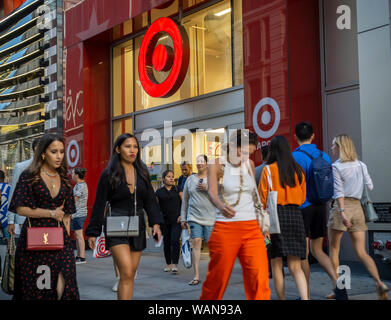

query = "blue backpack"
[{"left": 298, "top": 150, "right": 334, "bottom": 204}]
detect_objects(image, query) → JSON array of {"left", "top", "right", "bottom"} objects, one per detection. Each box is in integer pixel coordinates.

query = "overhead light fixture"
[{"left": 214, "top": 8, "right": 231, "bottom": 17}]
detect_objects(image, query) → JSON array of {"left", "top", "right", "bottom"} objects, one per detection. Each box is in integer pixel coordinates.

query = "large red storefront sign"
[{"left": 138, "top": 17, "right": 190, "bottom": 98}]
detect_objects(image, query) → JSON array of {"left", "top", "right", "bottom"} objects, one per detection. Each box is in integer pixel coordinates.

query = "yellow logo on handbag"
[{"left": 43, "top": 233, "right": 49, "bottom": 245}]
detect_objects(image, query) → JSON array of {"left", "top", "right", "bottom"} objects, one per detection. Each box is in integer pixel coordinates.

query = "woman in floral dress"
[{"left": 9, "top": 134, "right": 79, "bottom": 300}]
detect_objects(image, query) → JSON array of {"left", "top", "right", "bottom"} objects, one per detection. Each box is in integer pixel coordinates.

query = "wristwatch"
[
  {"left": 49, "top": 210, "right": 55, "bottom": 218},
  {"left": 338, "top": 208, "right": 345, "bottom": 213}
]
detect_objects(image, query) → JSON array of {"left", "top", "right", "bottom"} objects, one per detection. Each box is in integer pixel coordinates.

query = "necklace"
[
  {"left": 42, "top": 169, "right": 59, "bottom": 193},
  {"left": 219, "top": 163, "right": 244, "bottom": 207}
]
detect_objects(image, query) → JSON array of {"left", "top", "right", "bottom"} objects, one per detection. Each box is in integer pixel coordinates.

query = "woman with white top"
[
  {"left": 200, "top": 130, "right": 271, "bottom": 300},
  {"left": 180, "top": 154, "right": 215, "bottom": 285},
  {"left": 328, "top": 134, "right": 389, "bottom": 299}
]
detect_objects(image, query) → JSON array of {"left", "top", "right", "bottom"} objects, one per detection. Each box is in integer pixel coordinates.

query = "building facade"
[
  {"left": 0, "top": 0, "right": 63, "bottom": 179},
  {"left": 65, "top": 0, "right": 391, "bottom": 276}
]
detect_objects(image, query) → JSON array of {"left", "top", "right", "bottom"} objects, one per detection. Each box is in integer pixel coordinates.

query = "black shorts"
[{"left": 301, "top": 204, "right": 327, "bottom": 240}]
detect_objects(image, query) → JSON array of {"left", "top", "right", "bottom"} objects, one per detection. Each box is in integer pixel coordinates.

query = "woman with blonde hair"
[{"left": 328, "top": 134, "right": 389, "bottom": 300}]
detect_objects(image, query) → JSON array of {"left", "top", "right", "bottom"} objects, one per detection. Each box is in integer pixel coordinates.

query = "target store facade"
[{"left": 63, "top": 0, "right": 391, "bottom": 270}]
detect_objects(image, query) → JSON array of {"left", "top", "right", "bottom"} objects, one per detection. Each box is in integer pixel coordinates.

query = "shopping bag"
[
  {"left": 266, "top": 166, "right": 281, "bottom": 234},
  {"left": 1, "top": 235, "right": 15, "bottom": 295},
  {"left": 181, "top": 227, "right": 192, "bottom": 269},
  {"left": 93, "top": 229, "right": 111, "bottom": 258}
]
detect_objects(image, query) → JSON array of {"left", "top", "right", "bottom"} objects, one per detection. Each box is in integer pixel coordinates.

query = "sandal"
[
  {"left": 164, "top": 267, "right": 171, "bottom": 272},
  {"left": 377, "top": 283, "right": 389, "bottom": 300},
  {"left": 171, "top": 268, "right": 178, "bottom": 274},
  {"left": 325, "top": 292, "right": 335, "bottom": 299},
  {"left": 188, "top": 279, "right": 201, "bottom": 285}
]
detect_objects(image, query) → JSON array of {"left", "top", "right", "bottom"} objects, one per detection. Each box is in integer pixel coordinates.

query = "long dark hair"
[
  {"left": 107, "top": 133, "right": 150, "bottom": 190},
  {"left": 28, "top": 134, "right": 71, "bottom": 188},
  {"left": 266, "top": 135, "right": 304, "bottom": 188}
]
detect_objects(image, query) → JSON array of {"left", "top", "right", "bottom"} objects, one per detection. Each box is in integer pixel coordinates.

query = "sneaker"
[
  {"left": 75, "top": 257, "right": 86, "bottom": 265},
  {"left": 112, "top": 277, "right": 120, "bottom": 292}
]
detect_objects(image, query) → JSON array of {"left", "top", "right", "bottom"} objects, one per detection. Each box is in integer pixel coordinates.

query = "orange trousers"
[{"left": 200, "top": 220, "right": 271, "bottom": 300}]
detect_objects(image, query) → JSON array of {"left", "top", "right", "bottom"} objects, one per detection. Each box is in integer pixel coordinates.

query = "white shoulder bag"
[{"left": 266, "top": 165, "right": 281, "bottom": 234}]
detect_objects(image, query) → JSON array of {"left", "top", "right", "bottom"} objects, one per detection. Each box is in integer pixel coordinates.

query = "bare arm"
[{"left": 16, "top": 206, "right": 64, "bottom": 222}]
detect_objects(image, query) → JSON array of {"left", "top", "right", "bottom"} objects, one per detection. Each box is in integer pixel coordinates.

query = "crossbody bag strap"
[{"left": 266, "top": 165, "right": 273, "bottom": 192}]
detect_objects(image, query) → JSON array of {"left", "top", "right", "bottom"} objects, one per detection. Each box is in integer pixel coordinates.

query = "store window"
[
  {"left": 112, "top": 0, "right": 243, "bottom": 115},
  {"left": 172, "top": 128, "right": 225, "bottom": 179},
  {"left": 112, "top": 117, "right": 133, "bottom": 144}
]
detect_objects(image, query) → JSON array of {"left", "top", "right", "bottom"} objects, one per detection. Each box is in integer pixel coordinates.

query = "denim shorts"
[
  {"left": 1, "top": 226, "right": 10, "bottom": 239},
  {"left": 71, "top": 216, "right": 86, "bottom": 231},
  {"left": 188, "top": 221, "right": 213, "bottom": 242}
]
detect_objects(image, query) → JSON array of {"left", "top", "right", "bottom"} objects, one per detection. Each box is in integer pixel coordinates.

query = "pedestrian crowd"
[{"left": 0, "top": 123, "right": 389, "bottom": 301}]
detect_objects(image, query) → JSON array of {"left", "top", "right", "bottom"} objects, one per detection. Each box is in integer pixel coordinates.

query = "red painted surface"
[
  {"left": 2, "top": 0, "right": 27, "bottom": 16},
  {"left": 64, "top": 0, "right": 173, "bottom": 48},
  {"left": 243, "top": 0, "right": 322, "bottom": 165},
  {"left": 82, "top": 31, "right": 112, "bottom": 231},
  {"left": 288, "top": 0, "right": 323, "bottom": 150},
  {"left": 138, "top": 17, "right": 189, "bottom": 98}
]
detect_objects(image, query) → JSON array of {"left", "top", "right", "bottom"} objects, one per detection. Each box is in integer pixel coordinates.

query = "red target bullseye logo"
[{"left": 138, "top": 17, "right": 190, "bottom": 98}]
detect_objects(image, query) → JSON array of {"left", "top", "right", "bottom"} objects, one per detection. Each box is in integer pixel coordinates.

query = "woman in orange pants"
[{"left": 200, "top": 130, "right": 271, "bottom": 300}]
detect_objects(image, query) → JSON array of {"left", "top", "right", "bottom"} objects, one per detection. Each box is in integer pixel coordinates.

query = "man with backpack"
[{"left": 293, "top": 122, "right": 348, "bottom": 300}]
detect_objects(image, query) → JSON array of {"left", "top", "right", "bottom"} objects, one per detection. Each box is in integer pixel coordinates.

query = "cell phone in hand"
[
  {"left": 265, "top": 237, "right": 271, "bottom": 248},
  {"left": 153, "top": 232, "right": 159, "bottom": 241},
  {"left": 199, "top": 178, "right": 203, "bottom": 184}
]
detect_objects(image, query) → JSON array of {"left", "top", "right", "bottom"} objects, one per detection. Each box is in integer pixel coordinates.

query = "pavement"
[{"left": 1, "top": 243, "right": 390, "bottom": 300}]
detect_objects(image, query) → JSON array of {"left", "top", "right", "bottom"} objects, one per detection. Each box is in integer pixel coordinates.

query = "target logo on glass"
[
  {"left": 252, "top": 97, "right": 281, "bottom": 139},
  {"left": 138, "top": 17, "right": 190, "bottom": 98},
  {"left": 66, "top": 140, "right": 80, "bottom": 168}
]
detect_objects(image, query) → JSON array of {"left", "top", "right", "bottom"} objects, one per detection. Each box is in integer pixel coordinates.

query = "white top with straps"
[{"left": 216, "top": 159, "right": 257, "bottom": 222}]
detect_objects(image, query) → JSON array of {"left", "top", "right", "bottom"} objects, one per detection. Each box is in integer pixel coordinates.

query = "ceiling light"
[{"left": 214, "top": 8, "right": 231, "bottom": 17}]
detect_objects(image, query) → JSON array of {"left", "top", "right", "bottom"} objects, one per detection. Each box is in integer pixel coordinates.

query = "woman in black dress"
[
  {"left": 155, "top": 170, "right": 182, "bottom": 273},
  {"left": 9, "top": 134, "right": 79, "bottom": 300},
  {"left": 86, "top": 133, "right": 163, "bottom": 300}
]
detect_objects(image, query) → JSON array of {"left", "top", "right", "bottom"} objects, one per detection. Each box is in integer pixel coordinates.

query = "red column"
[{"left": 4, "top": 0, "right": 14, "bottom": 16}]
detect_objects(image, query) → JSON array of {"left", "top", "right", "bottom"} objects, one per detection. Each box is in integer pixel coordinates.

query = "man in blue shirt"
[
  {"left": 293, "top": 122, "right": 345, "bottom": 300},
  {"left": 0, "top": 170, "right": 11, "bottom": 242}
]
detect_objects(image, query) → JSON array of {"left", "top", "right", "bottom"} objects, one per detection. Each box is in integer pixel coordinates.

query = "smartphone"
[
  {"left": 199, "top": 178, "right": 203, "bottom": 184},
  {"left": 265, "top": 237, "right": 271, "bottom": 248},
  {"left": 153, "top": 233, "right": 159, "bottom": 241}
]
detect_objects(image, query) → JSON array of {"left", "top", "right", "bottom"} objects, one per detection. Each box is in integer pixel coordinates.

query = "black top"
[
  {"left": 85, "top": 168, "right": 163, "bottom": 237},
  {"left": 155, "top": 186, "right": 181, "bottom": 224}
]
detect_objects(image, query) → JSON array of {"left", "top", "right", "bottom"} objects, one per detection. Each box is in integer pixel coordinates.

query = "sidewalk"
[{"left": 1, "top": 246, "right": 390, "bottom": 300}]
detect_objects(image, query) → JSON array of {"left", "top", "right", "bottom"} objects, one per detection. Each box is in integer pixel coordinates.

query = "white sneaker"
[{"left": 112, "top": 277, "right": 120, "bottom": 292}]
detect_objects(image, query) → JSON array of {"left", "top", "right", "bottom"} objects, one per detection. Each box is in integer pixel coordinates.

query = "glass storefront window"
[
  {"left": 112, "top": 117, "right": 133, "bottom": 144},
  {"left": 112, "top": 0, "right": 242, "bottom": 114},
  {"left": 112, "top": 40, "right": 134, "bottom": 117}
]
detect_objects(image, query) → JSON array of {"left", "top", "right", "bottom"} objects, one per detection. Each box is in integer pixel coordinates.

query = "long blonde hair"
[{"left": 334, "top": 134, "right": 358, "bottom": 162}]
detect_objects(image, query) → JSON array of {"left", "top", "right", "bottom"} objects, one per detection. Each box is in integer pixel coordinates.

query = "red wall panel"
[
  {"left": 82, "top": 32, "right": 111, "bottom": 229},
  {"left": 243, "top": 0, "right": 322, "bottom": 165}
]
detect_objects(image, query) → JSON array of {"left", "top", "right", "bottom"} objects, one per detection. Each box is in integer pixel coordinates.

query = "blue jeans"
[{"left": 188, "top": 221, "right": 213, "bottom": 242}]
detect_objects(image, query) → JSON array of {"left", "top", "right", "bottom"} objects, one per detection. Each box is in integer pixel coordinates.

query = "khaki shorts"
[{"left": 327, "top": 198, "right": 368, "bottom": 232}]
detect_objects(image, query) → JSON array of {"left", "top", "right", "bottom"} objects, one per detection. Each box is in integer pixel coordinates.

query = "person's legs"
[
  {"left": 328, "top": 229, "right": 344, "bottom": 276},
  {"left": 162, "top": 223, "right": 172, "bottom": 269},
  {"left": 301, "top": 237, "right": 311, "bottom": 298},
  {"left": 200, "top": 222, "right": 241, "bottom": 300},
  {"left": 238, "top": 225, "right": 270, "bottom": 300},
  {"left": 271, "top": 258, "right": 285, "bottom": 300},
  {"left": 310, "top": 237, "right": 337, "bottom": 287},
  {"left": 349, "top": 231, "right": 384, "bottom": 287},
  {"left": 110, "top": 244, "right": 142, "bottom": 300},
  {"left": 57, "top": 272, "right": 65, "bottom": 300},
  {"left": 74, "top": 229, "right": 85, "bottom": 259},
  {"left": 192, "top": 238, "right": 203, "bottom": 281},
  {"left": 170, "top": 222, "right": 182, "bottom": 269},
  {"left": 287, "top": 256, "right": 309, "bottom": 300}
]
